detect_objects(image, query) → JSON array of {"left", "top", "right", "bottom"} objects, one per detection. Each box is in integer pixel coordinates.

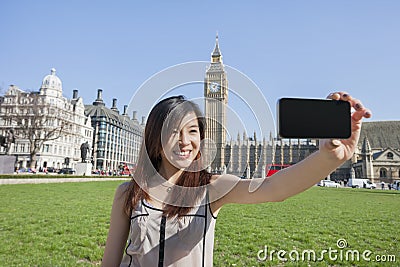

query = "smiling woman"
[
  {"left": 103, "top": 95, "right": 215, "bottom": 266},
  {"left": 101, "top": 92, "right": 371, "bottom": 267},
  {"left": 160, "top": 111, "right": 201, "bottom": 171},
  {"left": 132, "top": 95, "right": 211, "bottom": 215}
]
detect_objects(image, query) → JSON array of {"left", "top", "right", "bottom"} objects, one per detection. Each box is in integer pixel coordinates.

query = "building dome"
[{"left": 41, "top": 68, "right": 62, "bottom": 91}]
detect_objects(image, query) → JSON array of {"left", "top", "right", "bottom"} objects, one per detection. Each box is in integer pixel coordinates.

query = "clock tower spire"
[
  {"left": 212, "top": 34, "right": 222, "bottom": 62},
  {"left": 204, "top": 34, "right": 228, "bottom": 172}
]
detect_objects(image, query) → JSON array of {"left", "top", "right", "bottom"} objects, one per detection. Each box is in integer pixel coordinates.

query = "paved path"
[{"left": 0, "top": 177, "right": 130, "bottom": 185}]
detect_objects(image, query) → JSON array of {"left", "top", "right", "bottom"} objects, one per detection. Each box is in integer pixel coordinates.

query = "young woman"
[{"left": 102, "top": 92, "right": 371, "bottom": 266}]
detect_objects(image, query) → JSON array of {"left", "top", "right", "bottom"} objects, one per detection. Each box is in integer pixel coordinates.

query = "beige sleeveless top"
[{"left": 120, "top": 193, "right": 217, "bottom": 267}]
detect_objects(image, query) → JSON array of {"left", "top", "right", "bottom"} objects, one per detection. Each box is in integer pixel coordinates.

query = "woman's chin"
[{"left": 170, "top": 159, "right": 196, "bottom": 170}]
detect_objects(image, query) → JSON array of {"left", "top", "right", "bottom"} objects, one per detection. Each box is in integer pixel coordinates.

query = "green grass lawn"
[{"left": 0, "top": 182, "right": 398, "bottom": 266}]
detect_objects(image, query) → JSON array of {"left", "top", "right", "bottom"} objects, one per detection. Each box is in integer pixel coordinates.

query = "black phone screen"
[{"left": 278, "top": 98, "right": 351, "bottom": 139}]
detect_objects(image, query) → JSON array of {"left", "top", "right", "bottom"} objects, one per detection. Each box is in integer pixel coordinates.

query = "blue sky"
[{"left": 1, "top": 0, "right": 399, "bottom": 136}]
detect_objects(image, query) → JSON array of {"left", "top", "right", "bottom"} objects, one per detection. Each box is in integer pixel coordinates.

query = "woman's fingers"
[
  {"left": 327, "top": 91, "right": 372, "bottom": 120},
  {"left": 327, "top": 92, "right": 341, "bottom": 100}
]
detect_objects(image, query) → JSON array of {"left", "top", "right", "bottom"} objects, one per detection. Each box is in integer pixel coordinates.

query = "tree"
[{"left": 2, "top": 90, "right": 68, "bottom": 168}]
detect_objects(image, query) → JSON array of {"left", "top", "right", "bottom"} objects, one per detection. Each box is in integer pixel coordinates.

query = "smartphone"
[{"left": 277, "top": 98, "right": 351, "bottom": 139}]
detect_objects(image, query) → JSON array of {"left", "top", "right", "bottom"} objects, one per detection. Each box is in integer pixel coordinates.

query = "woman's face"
[{"left": 160, "top": 112, "right": 201, "bottom": 172}]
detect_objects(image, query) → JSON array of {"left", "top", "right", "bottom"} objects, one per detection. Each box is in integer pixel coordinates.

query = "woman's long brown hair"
[{"left": 124, "top": 96, "right": 212, "bottom": 218}]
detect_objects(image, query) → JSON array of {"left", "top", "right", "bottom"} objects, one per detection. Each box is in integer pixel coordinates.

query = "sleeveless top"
[{"left": 120, "top": 192, "right": 217, "bottom": 267}]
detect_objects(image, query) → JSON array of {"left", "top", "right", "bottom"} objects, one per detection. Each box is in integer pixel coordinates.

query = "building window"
[
  {"left": 387, "top": 152, "right": 394, "bottom": 160},
  {"left": 44, "top": 144, "right": 50, "bottom": 153},
  {"left": 380, "top": 168, "right": 387, "bottom": 178}
]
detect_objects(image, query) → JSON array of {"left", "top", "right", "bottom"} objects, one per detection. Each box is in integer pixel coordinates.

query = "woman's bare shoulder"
[
  {"left": 115, "top": 181, "right": 131, "bottom": 198},
  {"left": 208, "top": 174, "right": 241, "bottom": 200}
]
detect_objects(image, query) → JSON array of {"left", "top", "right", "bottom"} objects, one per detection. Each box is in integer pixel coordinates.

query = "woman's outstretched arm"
[{"left": 210, "top": 92, "right": 371, "bottom": 213}]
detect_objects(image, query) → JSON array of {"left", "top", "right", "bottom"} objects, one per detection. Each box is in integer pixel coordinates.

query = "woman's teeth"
[{"left": 174, "top": 150, "right": 190, "bottom": 156}]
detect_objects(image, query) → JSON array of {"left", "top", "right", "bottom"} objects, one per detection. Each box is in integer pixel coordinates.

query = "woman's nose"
[{"left": 179, "top": 132, "right": 190, "bottom": 145}]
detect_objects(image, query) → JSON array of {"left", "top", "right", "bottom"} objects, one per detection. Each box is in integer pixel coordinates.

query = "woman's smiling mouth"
[{"left": 173, "top": 150, "right": 192, "bottom": 159}]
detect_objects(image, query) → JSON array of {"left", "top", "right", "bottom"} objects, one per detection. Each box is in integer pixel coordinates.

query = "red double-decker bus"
[{"left": 266, "top": 164, "right": 290, "bottom": 177}]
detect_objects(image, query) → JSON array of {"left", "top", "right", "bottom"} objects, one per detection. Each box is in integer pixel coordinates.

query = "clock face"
[{"left": 209, "top": 82, "right": 220, "bottom": 93}]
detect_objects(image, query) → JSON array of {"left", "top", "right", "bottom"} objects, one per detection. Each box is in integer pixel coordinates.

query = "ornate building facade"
[
  {"left": 203, "top": 37, "right": 320, "bottom": 176},
  {"left": 0, "top": 69, "right": 93, "bottom": 170},
  {"left": 348, "top": 121, "right": 400, "bottom": 184},
  {"left": 224, "top": 134, "right": 318, "bottom": 178},
  {"left": 0, "top": 69, "right": 144, "bottom": 173},
  {"left": 204, "top": 35, "right": 228, "bottom": 170},
  {"left": 203, "top": 37, "right": 400, "bottom": 184}
]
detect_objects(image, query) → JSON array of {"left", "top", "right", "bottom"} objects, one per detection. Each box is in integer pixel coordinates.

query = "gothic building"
[
  {"left": 204, "top": 35, "right": 228, "bottom": 170},
  {"left": 349, "top": 121, "right": 400, "bottom": 184},
  {"left": 203, "top": 36, "right": 318, "bottom": 177},
  {"left": 203, "top": 37, "right": 400, "bottom": 184},
  {"left": 224, "top": 134, "right": 318, "bottom": 178}
]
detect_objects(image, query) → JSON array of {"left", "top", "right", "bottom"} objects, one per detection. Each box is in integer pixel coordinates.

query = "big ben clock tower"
[{"left": 204, "top": 35, "right": 228, "bottom": 171}]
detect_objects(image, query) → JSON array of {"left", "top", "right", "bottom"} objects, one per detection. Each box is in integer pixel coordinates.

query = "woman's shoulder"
[
  {"left": 118, "top": 181, "right": 131, "bottom": 190},
  {"left": 208, "top": 174, "right": 241, "bottom": 200},
  {"left": 115, "top": 181, "right": 131, "bottom": 198}
]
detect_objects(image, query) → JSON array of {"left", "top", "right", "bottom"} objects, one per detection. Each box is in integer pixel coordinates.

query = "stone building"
[
  {"left": 84, "top": 89, "right": 144, "bottom": 172},
  {"left": 224, "top": 133, "right": 318, "bottom": 177},
  {"left": 350, "top": 121, "right": 400, "bottom": 184},
  {"left": 204, "top": 36, "right": 400, "bottom": 183},
  {"left": 0, "top": 68, "right": 93, "bottom": 170},
  {"left": 204, "top": 36, "right": 319, "bottom": 177},
  {"left": 204, "top": 34, "right": 228, "bottom": 170},
  {"left": 220, "top": 121, "right": 400, "bottom": 183}
]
